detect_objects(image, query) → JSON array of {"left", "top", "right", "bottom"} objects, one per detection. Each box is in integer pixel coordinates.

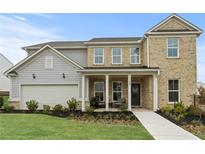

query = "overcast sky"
[{"left": 0, "top": 13, "right": 204, "bottom": 82}]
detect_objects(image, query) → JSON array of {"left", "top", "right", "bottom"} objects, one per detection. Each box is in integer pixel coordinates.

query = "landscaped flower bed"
[{"left": 156, "top": 103, "right": 205, "bottom": 139}]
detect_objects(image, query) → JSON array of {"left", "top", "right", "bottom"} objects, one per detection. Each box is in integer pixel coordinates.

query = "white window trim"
[
  {"left": 167, "top": 37, "right": 180, "bottom": 58},
  {"left": 130, "top": 47, "right": 140, "bottom": 64},
  {"left": 45, "top": 56, "right": 53, "bottom": 69},
  {"left": 112, "top": 48, "right": 122, "bottom": 64},
  {"left": 112, "top": 81, "right": 123, "bottom": 102},
  {"left": 167, "top": 79, "right": 180, "bottom": 104},
  {"left": 94, "top": 81, "right": 104, "bottom": 101},
  {"left": 93, "top": 48, "right": 104, "bottom": 65}
]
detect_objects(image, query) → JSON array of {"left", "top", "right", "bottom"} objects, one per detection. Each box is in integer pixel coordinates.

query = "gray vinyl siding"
[
  {"left": 11, "top": 48, "right": 82, "bottom": 100},
  {"left": 59, "top": 49, "right": 87, "bottom": 67},
  {"left": 26, "top": 48, "right": 88, "bottom": 66}
]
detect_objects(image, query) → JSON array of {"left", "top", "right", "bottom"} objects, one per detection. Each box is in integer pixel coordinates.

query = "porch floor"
[
  {"left": 94, "top": 107, "right": 146, "bottom": 112},
  {"left": 94, "top": 108, "right": 118, "bottom": 112}
]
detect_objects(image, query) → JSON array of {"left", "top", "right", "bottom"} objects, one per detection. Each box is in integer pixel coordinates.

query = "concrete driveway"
[{"left": 132, "top": 110, "right": 200, "bottom": 140}]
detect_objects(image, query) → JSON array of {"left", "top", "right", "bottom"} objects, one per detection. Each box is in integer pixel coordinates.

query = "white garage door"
[{"left": 21, "top": 84, "right": 79, "bottom": 109}]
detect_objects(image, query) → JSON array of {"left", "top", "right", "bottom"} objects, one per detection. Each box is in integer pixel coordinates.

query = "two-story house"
[{"left": 5, "top": 14, "right": 203, "bottom": 111}]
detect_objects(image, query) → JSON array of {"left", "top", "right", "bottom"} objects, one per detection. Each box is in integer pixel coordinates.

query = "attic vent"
[{"left": 45, "top": 56, "right": 53, "bottom": 69}]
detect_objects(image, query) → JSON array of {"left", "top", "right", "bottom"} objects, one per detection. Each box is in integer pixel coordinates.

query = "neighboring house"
[
  {"left": 0, "top": 53, "right": 13, "bottom": 96},
  {"left": 197, "top": 82, "right": 205, "bottom": 88},
  {"left": 4, "top": 14, "right": 203, "bottom": 111}
]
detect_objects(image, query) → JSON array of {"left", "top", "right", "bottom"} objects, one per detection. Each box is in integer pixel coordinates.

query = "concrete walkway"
[{"left": 132, "top": 110, "right": 200, "bottom": 140}]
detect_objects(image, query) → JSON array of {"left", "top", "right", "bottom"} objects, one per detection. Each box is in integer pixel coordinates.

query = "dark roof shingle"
[
  {"left": 89, "top": 37, "right": 142, "bottom": 42},
  {"left": 23, "top": 41, "right": 86, "bottom": 49}
]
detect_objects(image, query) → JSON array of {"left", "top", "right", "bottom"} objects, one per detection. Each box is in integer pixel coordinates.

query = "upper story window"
[
  {"left": 45, "top": 56, "right": 53, "bottom": 69},
  {"left": 167, "top": 38, "right": 179, "bottom": 58},
  {"left": 168, "top": 79, "right": 180, "bottom": 103},
  {"left": 130, "top": 48, "right": 140, "bottom": 64},
  {"left": 94, "top": 48, "right": 104, "bottom": 64},
  {"left": 112, "top": 48, "right": 122, "bottom": 64}
]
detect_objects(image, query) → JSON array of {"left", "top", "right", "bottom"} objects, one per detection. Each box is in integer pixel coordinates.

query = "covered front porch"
[{"left": 78, "top": 67, "right": 160, "bottom": 111}]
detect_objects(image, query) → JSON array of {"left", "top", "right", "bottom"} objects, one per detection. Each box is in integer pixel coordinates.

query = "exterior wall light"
[
  {"left": 62, "top": 73, "right": 66, "bottom": 78},
  {"left": 32, "top": 73, "right": 36, "bottom": 79}
]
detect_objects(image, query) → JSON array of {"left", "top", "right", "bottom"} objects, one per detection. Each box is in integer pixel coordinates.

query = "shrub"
[
  {"left": 0, "top": 97, "right": 3, "bottom": 108},
  {"left": 85, "top": 106, "right": 95, "bottom": 113},
  {"left": 26, "top": 100, "right": 39, "bottom": 111},
  {"left": 172, "top": 101, "right": 187, "bottom": 121},
  {"left": 7, "top": 106, "right": 15, "bottom": 111},
  {"left": 67, "top": 97, "right": 78, "bottom": 111},
  {"left": 187, "top": 105, "right": 203, "bottom": 118},
  {"left": 63, "top": 107, "right": 69, "bottom": 113},
  {"left": 118, "top": 104, "right": 127, "bottom": 112},
  {"left": 43, "top": 105, "right": 50, "bottom": 113},
  {"left": 161, "top": 105, "right": 173, "bottom": 116},
  {"left": 90, "top": 96, "right": 100, "bottom": 108},
  {"left": 52, "top": 104, "right": 63, "bottom": 113}
]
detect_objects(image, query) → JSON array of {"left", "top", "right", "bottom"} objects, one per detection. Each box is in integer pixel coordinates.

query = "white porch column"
[
  {"left": 105, "top": 75, "right": 109, "bottom": 111},
  {"left": 128, "top": 74, "right": 132, "bottom": 111},
  {"left": 81, "top": 75, "right": 85, "bottom": 111},
  {"left": 86, "top": 77, "right": 89, "bottom": 101},
  {"left": 153, "top": 74, "right": 158, "bottom": 111}
]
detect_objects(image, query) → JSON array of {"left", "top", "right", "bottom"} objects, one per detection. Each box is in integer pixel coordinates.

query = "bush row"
[
  {"left": 160, "top": 101, "right": 203, "bottom": 121},
  {"left": 25, "top": 97, "right": 79, "bottom": 113}
]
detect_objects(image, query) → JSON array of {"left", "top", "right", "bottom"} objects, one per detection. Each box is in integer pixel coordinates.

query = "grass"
[
  {"left": 197, "top": 134, "right": 205, "bottom": 139},
  {"left": 0, "top": 114, "right": 153, "bottom": 140}
]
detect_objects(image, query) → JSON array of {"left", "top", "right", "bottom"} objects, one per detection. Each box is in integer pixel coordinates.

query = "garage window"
[{"left": 45, "top": 56, "right": 53, "bottom": 69}]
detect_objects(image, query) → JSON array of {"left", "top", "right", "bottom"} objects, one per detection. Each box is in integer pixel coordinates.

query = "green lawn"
[
  {"left": 0, "top": 114, "right": 153, "bottom": 140},
  {"left": 197, "top": 134, "right": 205, "bottom": 140}
]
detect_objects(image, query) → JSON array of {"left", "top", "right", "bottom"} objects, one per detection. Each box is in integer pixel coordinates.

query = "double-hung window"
[
  {"left": 168, "top": 80, "right": 180, "bottom": 103},
  {"left": 112, "top": 81, "right": 122, "bottom": 101},
  {"left": 94, "top": 82, "right": 104, "bottom": 101},
  {"left": 94, "top": 48, "right": 104, "bottom": 64},
  {"left": 130, "top": 48, "right": 140, "bottom": 64},
  {"left": 112, "top": 48, "right": 122, "bottom": 64},
  {"left": 167, "top": 38, "right": 179, "bottom": 58}
]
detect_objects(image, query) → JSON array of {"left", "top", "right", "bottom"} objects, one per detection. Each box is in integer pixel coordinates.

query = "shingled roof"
[
  {"left": 22, "top": 37, "right": 142, "bottom": 50},
  {"left": 22, "top": 41, "right": 86, "bottom": 49},
  {"left": 88, "top": 37, "right": 142, "bottom": 42}
]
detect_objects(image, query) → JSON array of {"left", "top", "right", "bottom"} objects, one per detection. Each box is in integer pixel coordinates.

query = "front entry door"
[{"left": 131, "top": 83, "right": 141, "bottom": 106}]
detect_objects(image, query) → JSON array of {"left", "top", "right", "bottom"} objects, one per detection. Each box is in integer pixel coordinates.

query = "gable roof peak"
[{"left": 145, "top": 13, "right": 203, "bottom": 35}]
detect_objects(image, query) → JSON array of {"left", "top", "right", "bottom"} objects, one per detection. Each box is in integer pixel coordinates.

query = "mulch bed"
[
  {"left": 0, "top": 109, "right": 138, "bottom": 125},
  {"left": 156, "top": 110, "right": 205, "bottom": 125}
]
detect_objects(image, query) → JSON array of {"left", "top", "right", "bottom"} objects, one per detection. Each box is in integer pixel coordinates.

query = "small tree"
[
  {"left": 198, "top": 87, "right": 205, "bottom": 104},
  {"left": 67, "top": 97, "right": 78, "bottom": 111},
  {"left": 26, "top": 100, "right": 39, "bottom": 111}
]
